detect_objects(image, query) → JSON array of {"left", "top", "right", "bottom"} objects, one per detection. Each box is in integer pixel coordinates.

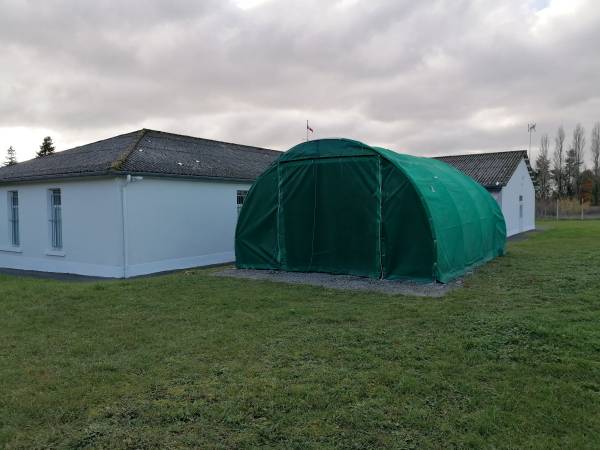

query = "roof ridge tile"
[{"left": 110, "top": 129, "right": 148, "bottom": 171}]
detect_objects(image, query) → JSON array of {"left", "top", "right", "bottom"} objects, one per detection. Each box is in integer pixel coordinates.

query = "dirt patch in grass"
[
  {"left": 215, "top": 268, "right": 460, "bottom": 297},
  {"left": 507, "top": 228, "right": 545, "bottom": 242}
]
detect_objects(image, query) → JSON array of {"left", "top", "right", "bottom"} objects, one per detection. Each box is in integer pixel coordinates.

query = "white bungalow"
[{"left": 0, "top": 129, "right": 279, "bottom": 278}]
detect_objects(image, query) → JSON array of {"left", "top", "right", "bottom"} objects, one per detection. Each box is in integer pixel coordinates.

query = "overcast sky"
[{"left": 1, "top": 0, "right": 599, "bottom": 163}]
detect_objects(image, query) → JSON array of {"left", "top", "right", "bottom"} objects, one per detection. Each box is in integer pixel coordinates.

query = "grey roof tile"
[
  {"left": 0, "top": 129, "right": 281, "bottom": 184},
  {"left": 434, "top": 150, "right": 532, "bottom": 188},
  {"left": 121, "top": 130, "right": 280, "bottom": 181}
]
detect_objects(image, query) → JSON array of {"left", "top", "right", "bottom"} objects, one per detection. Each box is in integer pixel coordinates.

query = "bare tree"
[
  {"left": 571, "top": 124, "right": 586, "bottom": 198},
  {"left": 592, "top": 122, "right": 600, "bottom": 177},
  {"left": 552, "top": 126, "right": 566, "bottom": 197},
  {"left": 535, "top": 134, "right": 551, "bottom": 200},
  {"left": 591, "top": 122, "right": 600, "bottom": 205},
  {"left": 565, "top": 147, "right": 578, "bottom": 198}
]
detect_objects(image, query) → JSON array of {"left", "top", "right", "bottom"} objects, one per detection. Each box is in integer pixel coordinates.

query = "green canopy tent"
[{"left": 235, "top": 138, "right": 506, "bottom": 283}]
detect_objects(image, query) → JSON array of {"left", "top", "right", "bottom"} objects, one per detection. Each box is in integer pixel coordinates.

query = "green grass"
[{"left": 1, "top": 220, "right": 600, "bottom": 449}]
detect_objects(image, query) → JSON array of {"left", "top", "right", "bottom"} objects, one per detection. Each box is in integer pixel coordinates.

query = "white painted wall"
[
  {"left": 0, "top": 178, "right": 124, "bottom": 277},
  {"left": 500, "top": 159, "right": 536, "bottom": 236},
  {"left": 0, "top": 176, "right": 252, "bottom": 278},
  {"left": 122, "top": 177, "right": 252, "bottom": 277}
]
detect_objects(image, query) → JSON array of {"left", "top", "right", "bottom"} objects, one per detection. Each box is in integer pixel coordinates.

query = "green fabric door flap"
[
  {"left": 235, "top": 138, "right": 506, "bottom": 283},
  {"left": 279, "top": 156, "right": 381, "bottom": 278}
]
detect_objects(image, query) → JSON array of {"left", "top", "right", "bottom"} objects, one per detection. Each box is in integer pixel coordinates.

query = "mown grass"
[{"left": 1, "top": 220, "right": 600, "bottom": 449}]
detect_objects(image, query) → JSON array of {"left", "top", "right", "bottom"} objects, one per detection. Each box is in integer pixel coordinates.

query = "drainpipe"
[
  {"left": 120, "top": 175, "right": 144, "bottom": 278},
  {"left": 120, "top": 175, "right": 131, "bottom": 278}
]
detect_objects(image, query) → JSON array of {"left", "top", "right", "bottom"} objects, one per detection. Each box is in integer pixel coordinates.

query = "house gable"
[{"left": 434, "top": 150, "right": 534, "bottom": 189}]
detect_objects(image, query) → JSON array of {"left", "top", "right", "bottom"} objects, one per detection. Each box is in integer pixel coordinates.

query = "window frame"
[
  {"left": 8, "top": 191, "right": 19, "bottom": 247},
  {"left": 48, "top": 188, "right": 63, "bottom": 250},
  {"left": 237, "top": 189, "right": 248, "bottom": 215}
]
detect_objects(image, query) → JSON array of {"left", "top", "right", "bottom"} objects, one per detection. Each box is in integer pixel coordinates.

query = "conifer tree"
[
  {"left": 4, "top": 146, "right": 17, "bottom": 166},
  {"left": 36, "top": 136, "right": 55, "bottom": 157}
]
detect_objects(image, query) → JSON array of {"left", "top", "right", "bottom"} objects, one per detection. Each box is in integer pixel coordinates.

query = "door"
[
  {"left": 518, "top": 194, "right": 524, "bottom": 233},
  {"left": 278, "top": 156, "right": 381, "bottom": 277}
]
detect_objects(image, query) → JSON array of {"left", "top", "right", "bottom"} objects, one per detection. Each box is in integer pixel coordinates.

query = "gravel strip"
[
  {"left": 0, "top": 268, "right": 109, "bottom": 282},
  {"left": 215, "top": 268, "right": 460, "bottom": 297}
]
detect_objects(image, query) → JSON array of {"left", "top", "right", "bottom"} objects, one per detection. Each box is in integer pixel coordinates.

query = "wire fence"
[{"left": 536, "top": 199, "right": 600, "bottom": 220}]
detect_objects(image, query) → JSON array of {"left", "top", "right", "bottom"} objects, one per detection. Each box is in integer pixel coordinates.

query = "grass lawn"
[{"left": 1, "top": 220, "right": 600, "bottom": 449}]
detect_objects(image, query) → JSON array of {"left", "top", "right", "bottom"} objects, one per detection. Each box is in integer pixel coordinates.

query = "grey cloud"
[{"left": 1, "top": 0, "right": 600, "bottom": 162}]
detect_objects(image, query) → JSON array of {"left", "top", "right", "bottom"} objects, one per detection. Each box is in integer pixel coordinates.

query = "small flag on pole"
[{"left": 306, "top": 120, "right": 314, "bottom": 142}]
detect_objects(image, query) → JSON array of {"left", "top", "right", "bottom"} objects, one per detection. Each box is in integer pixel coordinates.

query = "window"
[
  {"left": 519, "top": 204, "right": 523, "bottom": 219},
  {"left": 519, "top": 195, "right": 523, "bottom": 202},
  {"left": 49, "top": 189, "right": 62, "bottom": 249},
  {"left": 8, "top": 191, "right": 19, "bottom": 247},
  {"left": 237, "top": 190, "right": 248, "bottom": 215}
]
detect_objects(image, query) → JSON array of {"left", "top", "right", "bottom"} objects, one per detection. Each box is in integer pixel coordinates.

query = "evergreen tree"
[
  {"left": 36, "top": 136, "right": 55, "bottom": 158},
  {"left": 4, "top": 146, "right": 17, "bottom": 166},
  {"left": 534, "top": 134, "right": 552, "bottom": 200}
]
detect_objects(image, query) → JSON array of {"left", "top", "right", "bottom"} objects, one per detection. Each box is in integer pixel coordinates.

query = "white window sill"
[
  {"left": 45, "top": 249, "right": 66, "bottom": 257},
  {"left": 0, "top": 246, "right": 22, "bottom": 254}
]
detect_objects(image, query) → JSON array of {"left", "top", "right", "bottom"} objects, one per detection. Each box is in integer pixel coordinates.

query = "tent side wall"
[
  {"left": 424, "top": 160, "right": 506, "bottom": 281},
  {"left": 235, "top": 164, "right": 280, "bottom": 269},
  {"left": 375, "top": 148, "right": 506, "bottom": 282},
  {"left": 380, "top": 158, "right": 436, "bottom": 281}
]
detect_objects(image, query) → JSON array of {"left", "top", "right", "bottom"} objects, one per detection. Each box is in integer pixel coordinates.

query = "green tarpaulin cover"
[{"left": 235, "top": 138, "right": 506, "bottom": 283}]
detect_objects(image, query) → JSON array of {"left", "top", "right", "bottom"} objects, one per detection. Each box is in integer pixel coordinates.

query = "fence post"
[{"left": 556, "top": 198, "right": 559, "bottom": 220}]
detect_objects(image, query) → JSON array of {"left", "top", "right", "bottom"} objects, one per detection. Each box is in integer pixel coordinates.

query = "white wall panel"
[
  {"left": 0, "top": 178, "right": 124, "bottom": 277},
  {"left": 501, "top": 160, "right": 536, "bottom": 236}
]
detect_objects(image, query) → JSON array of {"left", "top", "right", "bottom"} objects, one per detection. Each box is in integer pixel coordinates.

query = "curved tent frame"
[{"left": 235, "top": 138, "right": 506, "bottom": 283}]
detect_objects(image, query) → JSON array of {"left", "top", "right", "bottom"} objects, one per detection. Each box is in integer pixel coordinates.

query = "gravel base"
[{"left": 215, "top": 268, "right": 460, "bottom": 297}]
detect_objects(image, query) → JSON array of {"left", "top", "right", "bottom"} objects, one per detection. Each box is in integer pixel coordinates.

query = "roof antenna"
[{"left": 527, "top": 122, "right": 536, "bottom": 161}]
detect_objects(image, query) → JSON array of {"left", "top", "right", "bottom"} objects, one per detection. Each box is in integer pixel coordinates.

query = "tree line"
[
  {"left": 4, "top": 128, "right": 599, "bottom": 207},
  {"left": 3, "top": 136, "right": 56, "bottom": 166},
  {"left": 535, "top": 122, "right": 600, "bottom": 205}
]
